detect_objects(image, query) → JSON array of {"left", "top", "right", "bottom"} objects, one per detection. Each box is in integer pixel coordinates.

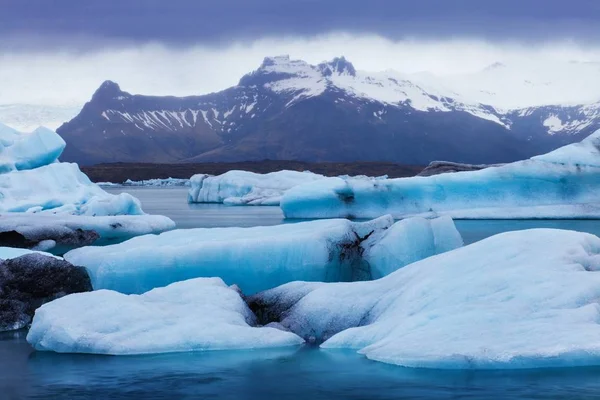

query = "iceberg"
[
  {"left": 1, "top": 252, "right": 91, "bottom": 332},
  {"left": 0, "top": 162, "right": 144, "bottom": 215},
  {"left": 64, "top": 216, "right": 462, "bottom": 294},
  {"left": 122, "top": 178, "right": 190, "bottom": 187},
  {"left": 188, "top": 170, "right": 324, "bottom": 206},
  {"left": 281, "top": 130, "right": 600, "bottom": 219},
  {"left": 248, "top": 229, "right": 600, "bottom": 369},
  {"left": 0, "top": 126, "right": 65, "bottom": 173},
  {"left": 27, "top": 277, "right": 302, "bottom": 355},
  {"left": 0, "top": 213, "right": 175, "bottom": 254},
  {"left": 0, "top": 123, "right": 175, "bottom": 248}
]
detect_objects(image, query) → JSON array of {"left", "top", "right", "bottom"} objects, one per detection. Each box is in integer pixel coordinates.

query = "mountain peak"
[
  {"left": 91, "top": 80, "right": 125, "bottom": 102},
  {"left": 318, "top": 56, "right": 356, "bottom": 77},
  {"left": 260, "top": 55, "right": 291, "bottom": 68}
]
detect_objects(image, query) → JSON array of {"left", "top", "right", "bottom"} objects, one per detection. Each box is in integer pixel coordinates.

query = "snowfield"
[{"left": 281, "top": 129, "right": 600, "bottom": 219}]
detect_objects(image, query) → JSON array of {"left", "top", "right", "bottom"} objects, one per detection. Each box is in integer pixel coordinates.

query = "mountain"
[{"left": 56, "top": 56, "right": 600, "bottom": 165}]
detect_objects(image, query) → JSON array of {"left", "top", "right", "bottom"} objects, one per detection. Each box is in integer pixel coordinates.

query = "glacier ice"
[
  {"left": 0, "top": 162, "right": 145, "bottom": 215},
  {"left": 188, "top": 170, "right": 324, "bottom": 206},
  {"left": 27, "top": 277, "right": 302, "bottom": 355},
  {"left": 0, "top": 213, "right": 175, "bottom": 254},
  {"left": 0, "top": 126, "right": 65, "bottom": 173},
  {"left": 0, "top": 123, "right": 175, "bottom": 248},
  {"left": 281, "top": 130, "right": 600, "bottom": 219},
  {"left": 249, "top": 229, "right": 600, "bottom": 369},
  {"left": 64, "top": 216, "right": 462, "bottom": 294},
  {"left": 122, "top": 178, "right": 190, "bottom": 187},
  {"left": 363, "top": 216, "right": 463, "bottom": 279}
]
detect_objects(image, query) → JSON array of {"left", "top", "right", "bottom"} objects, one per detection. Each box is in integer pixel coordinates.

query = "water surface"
[
  {"left": 5, "top": 330, "right": 600, "bottom": 400},
  {"left": 107, "top": 186, "right": 600, "bottom": 244}
]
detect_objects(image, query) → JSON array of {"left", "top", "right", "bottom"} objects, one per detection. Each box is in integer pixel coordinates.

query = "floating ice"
[
  {"left": 123, "top": 178, "right": 190, "bottom": 187},
  {"left": 27, "top": 277, "right": 303, "bottom": 355},
  {"left": 0, "top": 123, "right": 175, "bottom": 249},
  {"left": 0, "top": 213, "right": 175, "bottom": 254},
  {"left": 188, "top": 170, "right": 324, "bottom": 206},
  {"left": 281, "top": 130, "right": 600, "bottom": 219},
  {"left": 64, "top": 216, "right": 461, "bottom": 294},
  {"left": 249, "top": 229, "right": 600, "bottom": 369},
  {"left": 0, "top": 126, "right": 65, "bottom": 173}
]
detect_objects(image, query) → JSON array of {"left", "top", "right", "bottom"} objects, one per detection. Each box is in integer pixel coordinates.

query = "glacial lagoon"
[{"left": 4, "top": 186, "right": 600, "bottom": 399}]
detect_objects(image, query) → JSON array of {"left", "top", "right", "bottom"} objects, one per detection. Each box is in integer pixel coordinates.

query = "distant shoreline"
[{"left": 82, "top": 160, "right": 424, "bottom": 183}]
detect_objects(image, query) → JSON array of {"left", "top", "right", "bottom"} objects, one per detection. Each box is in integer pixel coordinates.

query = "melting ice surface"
[
  {"left": 64, "top": 215, "right": 462, "bottom": 294},
  {"left": 281, "top": 129, "right": 600, "bottom": 219},
  {"left": 188, "top": 170, "right": 324, "bottom": 206}
]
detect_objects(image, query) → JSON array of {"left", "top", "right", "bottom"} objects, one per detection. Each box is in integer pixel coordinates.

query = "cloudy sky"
[{"left": 2, "top": 0, "right": 600, "bottom": 104}]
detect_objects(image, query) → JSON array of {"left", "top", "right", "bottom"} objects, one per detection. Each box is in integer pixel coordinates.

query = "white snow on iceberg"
[
  {"left": 27, "top": 277, "right": 303, "bottom": 355},
  {"left": 188, "top": 170, "right": 324, "bottom": 206},
  {"left": 64, "top": 216, "right": 462, "bottom": 294},
  {"left": 249, "top": 229, "right": 600, "bottom": 369},
  {"left": 281, "top": 130, "right": 600, "bottom": 219}
]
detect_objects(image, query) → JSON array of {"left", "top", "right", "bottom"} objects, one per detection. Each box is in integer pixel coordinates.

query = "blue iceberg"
[
  {"left": 249, "top": 229, "right": 600, "bottom": 369},
  {"left": 281, "top": 130, "right": 600, "bottom": 219},
  {"left": 64, "top": 216, "right": 462, "bottom": 294}
]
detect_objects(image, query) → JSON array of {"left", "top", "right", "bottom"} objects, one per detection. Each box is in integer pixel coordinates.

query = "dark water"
[{"left": 4, "top": 186, "right": 600, "bottom": 399}]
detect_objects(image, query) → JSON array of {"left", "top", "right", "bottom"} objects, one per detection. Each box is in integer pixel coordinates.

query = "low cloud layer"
[{"left": 2, "top": 34, "right": 599, "bottom": 105}]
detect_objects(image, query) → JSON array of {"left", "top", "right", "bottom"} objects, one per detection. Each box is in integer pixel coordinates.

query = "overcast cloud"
[{"left": 2, "top": 0, "right": 600, "bottom": 105}]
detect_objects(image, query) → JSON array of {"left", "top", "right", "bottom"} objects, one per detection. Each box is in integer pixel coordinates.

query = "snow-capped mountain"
[{"left": 56, "top": 56, "right": 600, "bottom": 165}]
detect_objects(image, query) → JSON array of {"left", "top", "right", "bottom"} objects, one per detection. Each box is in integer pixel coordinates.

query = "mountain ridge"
[{"left": 55, "top": 55, "right": 600, "bottom": 165}]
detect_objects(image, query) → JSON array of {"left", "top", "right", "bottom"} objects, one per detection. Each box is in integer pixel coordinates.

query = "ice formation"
[
  {"left": 188, "top": 170, "right": 324, "bottom": 206},
  {"left": 0, "top": 213, "right": 175, "bottom": 254},
  {"left": 27, "top": 277, "right": 302, "bottom": 354},
  {"left": 122, "top": 178, "right": 190, "bottom": 187},
  {"left": 249, "top": 229, "right": 600, "bottom": 369},
  {"left": 281, "top": 130, "right": 600, "bottom": 219},
  {"left": 0, "top": 123, "right": 144, "bottom": 215},
  {"left": 0, "top": 123, "right": 175, "bottom": 247},
  {"left": 64, "top": 216, "right": 462, "bottom": 294}
]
